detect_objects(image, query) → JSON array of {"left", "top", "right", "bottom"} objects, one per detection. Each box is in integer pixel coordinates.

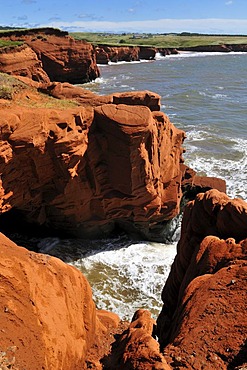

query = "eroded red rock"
[
  {"left": 95, "top": 45, "right": 157, "bottom": 64},
  {"left": 0, "top": 94, "right": 185, "bottom": 240},
  {"left": 96, "top": 45, "right": 140, "bottom": 63},
  {"left": 0, "top": 44, "right": 50, "bottom": 83},
  {"left": 0, "top": 29, "right": 100, "bottom": 84},
  {"left": 25, "top": 35, "right": 100, "bottom": 84},
  {"left": 157, "top": 190, "right": 247, "bottom": 369},
  {"left": 103, "top": 309, "right": 171, "bottom": 370},
  {"left": 0, "top": 232, "right": 120, "bottom": 370}
]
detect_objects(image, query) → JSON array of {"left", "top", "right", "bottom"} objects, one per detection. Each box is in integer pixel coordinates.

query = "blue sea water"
[{"left": 47, "top": 52, "right": 247, "bottom": 320}]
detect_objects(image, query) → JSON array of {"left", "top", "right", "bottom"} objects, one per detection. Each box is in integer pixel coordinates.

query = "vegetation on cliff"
[
  {"left": 71, "top": 32, "right": 247, "bottom": 48},
  {"left": 0, "top": 39, "right": 23, "bottom": 49}
]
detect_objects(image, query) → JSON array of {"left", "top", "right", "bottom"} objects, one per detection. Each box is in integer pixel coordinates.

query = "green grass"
[
  {"left": 0, "top": 39, "right": 23, "bottom": 49},
  {"left": 0, "top": 72, "right": 26, "bottom": 99},
  {"left": 0, "top": 72, "right": 79, "bottom": 108},
  {"left": 71, "top": 32, "right": 247, "bottom": 48}
]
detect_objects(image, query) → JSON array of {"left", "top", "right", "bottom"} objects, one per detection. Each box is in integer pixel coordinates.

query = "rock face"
[
  {"left": 25, "top": 35, "right": 100, "bottom": 83},
  {"left": 103, "top": 309, "right": 171, "bottom": 370},
  {"left": 157, "top": 189, "right": 247, "bottom": 369},
  {"left": 178, "top": 44, "right": 247, "bottom": 53},
  {"left": 95, "top": 45, "right": 156, "bottom": 64},
  {"left": 0, "top": 44, "right": 50, "bottom": 83},
  {"left": 0, "top": 28, "right": 100, "bottom": 84},
  {"left": 0, "top": 232, "right": 120, "bottom": 370},
  {"left": 0, "top": 92, "right": 186, "bottom": 239},
  {"left": 96, "top": 45, "right": 140, "bottom": 64}
]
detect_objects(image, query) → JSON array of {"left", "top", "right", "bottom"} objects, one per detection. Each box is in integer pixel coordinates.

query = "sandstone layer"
[{"left": 157, "top": 189, "right": 247, "bottom": 369}]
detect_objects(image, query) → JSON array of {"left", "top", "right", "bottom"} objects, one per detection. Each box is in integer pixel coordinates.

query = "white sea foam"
[
  {"left": 155, "top": 52, "right": 167, "bottom": 60},
  {"left": 72, "top": 242, "right": 176, "bottom": 320},
  {"left": 108, "top": 59, "right": 153, "bottom": 66},
  {"left": 184, "top": 130, "right": 247, "bottom": 200},
  {"left": 163, "top": 51, "right": 247, "bottom": 59}
]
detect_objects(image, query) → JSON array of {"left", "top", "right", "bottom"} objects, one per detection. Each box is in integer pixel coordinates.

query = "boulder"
[
  {"left": 112, "top": 90, "right": 160, "bottom": 111},
  {"left": 181, "top": 163, "right": 226, "bottom": 199}
]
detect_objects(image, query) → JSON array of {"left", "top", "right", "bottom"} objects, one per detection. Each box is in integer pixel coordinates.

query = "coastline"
[{"left": 0, "top": 28, "right": 247, "bottom": 369}]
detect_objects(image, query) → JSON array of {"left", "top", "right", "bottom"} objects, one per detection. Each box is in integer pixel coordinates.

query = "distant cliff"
[{"left": 0, "top": 28, "right": 100, "bottom": 83}]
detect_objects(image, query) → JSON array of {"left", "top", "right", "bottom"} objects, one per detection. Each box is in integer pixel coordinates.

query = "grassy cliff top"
[
  {"left": 0, "top": 73, "right": 78, "bottom": 109},
  {"left": 0, "top": 40, "right": 23, "bottom": 49},
  {"left": 71, "top": 32, "right": 247, "bottom": 48}
]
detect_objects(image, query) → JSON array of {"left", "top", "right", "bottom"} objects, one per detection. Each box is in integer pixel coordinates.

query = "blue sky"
[{"left": 1, "top": 0, "right": 247, "bottom": 34}]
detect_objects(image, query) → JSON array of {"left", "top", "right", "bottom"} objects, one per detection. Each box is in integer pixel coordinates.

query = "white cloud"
[
  {"left": 42, "top": 18, "right": 247, "bottom": 35},
  {"left": 225, "top": 1, "right": 233, "bottom": 5}
]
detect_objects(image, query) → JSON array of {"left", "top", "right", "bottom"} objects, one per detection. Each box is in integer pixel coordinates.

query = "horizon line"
[{"left": 3, "top": 17, "right": 247, "bottom": 35}]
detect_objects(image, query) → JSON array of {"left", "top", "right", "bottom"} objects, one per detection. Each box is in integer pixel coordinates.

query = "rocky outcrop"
[
  {"left": 112, "top": 90, "right": 161, "bottom": 111},
  {"left": 0, "top": 44, "right": 50, "bottom": 83},
  {"left": 0, "top": 29, "right": 100, "bottom": 84},
  {"left": 25, "top": 35, "right": 100, "bottom": 83},
  {"left": 180, "top": 163, "right": 226, "bottom": 200},
  {"left": 96, "top": 45, "right": 140, "bottom": 64},
  {"left": 227, "top": 43, "right": 247, "bottom": 52},
  {"left": 0, "top": 75, "right": 226, "bottom": 240},
  {"left": 40, "top": 81, "right": 113, "bottom": 107},
  {"left": 157, "top": 189, "right": 247, "bottom": 369},
  {"left": 103, "top": 309, "right": 171, "bottom": 369},
  {"left": 95, "top": 45, "right": 156, "bottom": 64},
  {"left": 139, "top": 46, "right": 157, "bottom": 60},
  {"left": 0, "top": 95, "right": 185, "bottom": 240},
  {"left": 157, "top": 48, "right": 179, "bottom": 57},
  {"left": 0, "top": 232, "right": 122, "bottom": 370},
  {"left": 42, "top": 82, "right": 161, "bottom": 111}
]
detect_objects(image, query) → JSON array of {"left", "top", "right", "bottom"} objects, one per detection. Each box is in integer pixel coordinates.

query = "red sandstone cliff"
[
  {"left": 0, "top": 70, "right": 245, "bottom": 369},
  {"left": 0, "top": 28, "right": 100, "bottom": 84},
  {"left": 0, "top": 88, "right": 185, "bottom": 240},
  {"left": 157, "top": 189, "right": 247, "bottom": 369},
  {"left": 0, "top": 232, "right": 123, "bottom": 370},
  {"left": 1, "top": 190, "right": 246, "bottom": 369},
  {"left": 0, "top": 75, "right": 226, "bottom": 240},
  {"left": 25, "top": 35, "right": 100, "bottom": 83},
  {"left": 0, "top": 44, "right": 50, "bottom": 83},
  {"left": 95, "top": 45, "right": 156, "bottom": 64}
]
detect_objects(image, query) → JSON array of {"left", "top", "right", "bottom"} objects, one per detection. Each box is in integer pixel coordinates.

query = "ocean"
[{"left": 45, "top": 52, "right": 247, "bottom": 320}]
